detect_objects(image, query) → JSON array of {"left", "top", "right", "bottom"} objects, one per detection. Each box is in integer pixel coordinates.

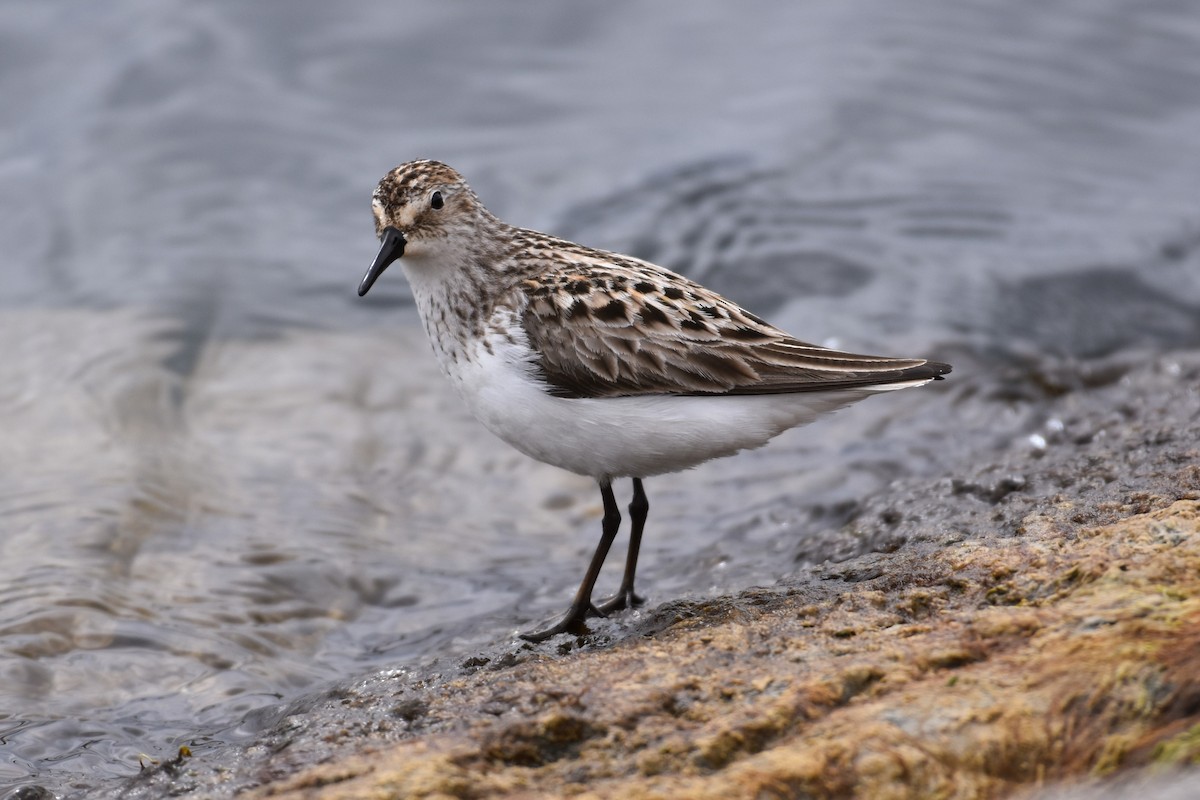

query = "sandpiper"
[{"left": 358, "top": 160, "right": 950, "bottom": 641}]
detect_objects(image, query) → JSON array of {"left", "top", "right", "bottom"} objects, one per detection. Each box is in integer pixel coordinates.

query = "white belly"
[{"left": 435, "top": 317, "right": 892, "bottom": 482}]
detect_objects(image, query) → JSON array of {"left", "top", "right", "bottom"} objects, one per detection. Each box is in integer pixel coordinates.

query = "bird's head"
[{"left": 359, "top": 160, "right": 485, "bottom": 296}]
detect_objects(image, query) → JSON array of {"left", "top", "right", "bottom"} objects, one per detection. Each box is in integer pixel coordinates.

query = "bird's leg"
[
  {"left": 596, "top": 477, "right": 648, "bottom": 614},
  {"left": 520, "top": 481, "right": 622, "bottom": 642}
]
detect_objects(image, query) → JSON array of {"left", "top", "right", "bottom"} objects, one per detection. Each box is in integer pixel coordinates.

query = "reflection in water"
[{"left": 2, "top": 0, "right": 1200, "bottom": 792}]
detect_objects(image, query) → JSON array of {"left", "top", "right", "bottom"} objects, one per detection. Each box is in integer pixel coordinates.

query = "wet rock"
[
  {"left": 951, "top": 473, "right": 1028, "bottom": 504},
  {"left": 94, "top": 353, "right": 1200, "bottom": 799},
  {"left": 5, "top": 787, "right": 56, "bottom": 800},
  {"left": 128, "top": 501, "right": 1199, "bottom": 800},
  {"left": 993, "top": 269, "right": 1200, "bottom": 358}
]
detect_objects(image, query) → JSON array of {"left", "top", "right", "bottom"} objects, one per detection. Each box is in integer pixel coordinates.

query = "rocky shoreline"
[{"left": 95, "top": 351, "right": 1200, "bottom": 799}]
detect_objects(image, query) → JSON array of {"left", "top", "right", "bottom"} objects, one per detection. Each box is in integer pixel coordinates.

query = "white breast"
[{"left": 431, "top": 308, "right": 910, "bottom": 482}]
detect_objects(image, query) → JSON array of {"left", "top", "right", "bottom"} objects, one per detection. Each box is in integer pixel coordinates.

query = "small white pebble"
[{"left": 1028, "top": 433, "right": 1047, "bottom": 450}]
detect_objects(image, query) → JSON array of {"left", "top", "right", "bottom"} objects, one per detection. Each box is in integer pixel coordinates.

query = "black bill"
[{"left": 358, "top": 226, "right": 406, "bottom": 296}]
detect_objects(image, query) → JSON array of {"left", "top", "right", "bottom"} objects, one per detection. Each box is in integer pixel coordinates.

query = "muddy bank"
[
  {"left": 122, "top": 501, "right": 1200, "bottom": 800},
  {"left": 245, "top": 503, "right": 1200, "bottom": 799},
  {"left": 84, "top": 350, "right": 1200, "bottom": 799}
]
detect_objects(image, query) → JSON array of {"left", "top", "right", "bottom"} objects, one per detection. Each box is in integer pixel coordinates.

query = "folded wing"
[{"left": 519, "top": 259, "right": 950, "bottom": 399}]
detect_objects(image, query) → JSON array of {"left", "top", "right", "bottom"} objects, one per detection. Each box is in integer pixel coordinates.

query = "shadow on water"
[{"left": 2, "top": 0, "right": 1200, "bottom": 795}]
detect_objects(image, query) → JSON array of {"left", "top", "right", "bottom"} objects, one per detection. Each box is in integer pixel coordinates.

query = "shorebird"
[{"left": 358, "top": 160, "right": 950, "bottom": 641}]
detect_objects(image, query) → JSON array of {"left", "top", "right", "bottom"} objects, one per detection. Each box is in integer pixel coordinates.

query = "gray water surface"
[{"left": 3, "top": 1, "right": 1200, "bottom": 794}]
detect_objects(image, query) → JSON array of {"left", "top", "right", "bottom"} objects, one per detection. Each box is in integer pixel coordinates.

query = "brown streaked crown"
[{"left": 371, "top": 160, "right": 488, "bottom": 241}]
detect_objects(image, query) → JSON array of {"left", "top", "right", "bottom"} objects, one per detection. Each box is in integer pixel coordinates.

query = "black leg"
[
  {"left": 520, "top": 480, "right": 622, "bottom": 642},
  {"left": 596, "top": 477, "right": 648, "bottom": 614}
]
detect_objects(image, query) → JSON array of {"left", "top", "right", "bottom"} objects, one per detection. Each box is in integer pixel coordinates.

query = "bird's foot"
[
  {"left": 519, "top": 602, "right": 606, "bottom": 643},
  {"left": 594, "top": 586, "right": 645, "bottom": 615}
]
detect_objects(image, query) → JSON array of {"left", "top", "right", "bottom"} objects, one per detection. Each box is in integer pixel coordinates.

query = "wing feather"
[{"left": 516, "top": 251, "right": 950, "bottom": 399}]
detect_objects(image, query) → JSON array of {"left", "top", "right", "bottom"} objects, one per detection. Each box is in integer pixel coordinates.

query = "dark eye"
[{"left": 430, "top": 191, "right": 444, "bottom": 210}]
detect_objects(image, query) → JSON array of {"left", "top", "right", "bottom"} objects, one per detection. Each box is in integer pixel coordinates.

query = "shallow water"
[{"left": 3, "top": 0, "right": 1200, "bottom": 794}]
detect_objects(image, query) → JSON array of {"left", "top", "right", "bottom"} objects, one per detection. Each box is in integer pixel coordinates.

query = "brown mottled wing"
[{"left": 518, "top": 254, "right": 950, "bottom": 399}]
